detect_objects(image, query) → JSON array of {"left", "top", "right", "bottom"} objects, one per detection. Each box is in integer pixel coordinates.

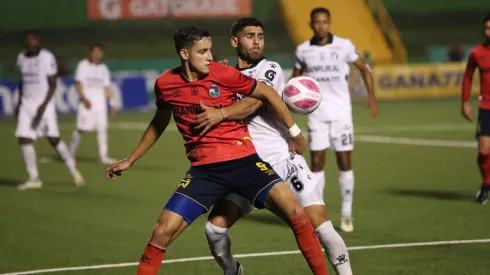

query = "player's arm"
[
  {"left": 221, "top": 97, "right": 263, "bottom": 120},
  {"left": 352, "top": 56, "right": 378, "bottom": 118},
  {"left": 292, "top": 48, "right": 304, "bottom": 77},
  {"left": 461, "top": 51, "right": 477, "bottom": 121},
  {"left": 74, "top": 62, "right": 92, "bottom": 109},
  {"left": 103, "top": 66, "right": 116, "bottom": 114},
  {"left": 106, "top": 100, "right": 172, "bottom": 179}
]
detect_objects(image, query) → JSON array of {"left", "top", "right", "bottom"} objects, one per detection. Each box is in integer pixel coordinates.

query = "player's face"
[
  {"left": 24, "top": 34, "right": 40, "bottom": 52},
  {"left": 310, "top": 12, "right": 331, "bottom": 39},
  {"left": 484, "top": 20, "right": 490, "bottom": 43},
  {"left": 90, "top": 47, "right": 104, "bottom": 63},
  {"left": 183, "top": 37, "right": 213, "bottom": 75},
  {"left": 232, "top": 26, "right": 265, "bottom": 62}
]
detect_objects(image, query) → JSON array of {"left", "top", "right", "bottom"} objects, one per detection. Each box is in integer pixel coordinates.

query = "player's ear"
[
  {"left": 231, "top": 36, "right": 238, "bottom": 48},
  {"left": 179, "top": 48, "right": 189, "bottom": 61}
]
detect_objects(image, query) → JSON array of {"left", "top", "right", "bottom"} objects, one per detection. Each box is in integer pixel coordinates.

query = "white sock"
[
  {"left": 97, "top": 128, "right": 109, "bottom": 160},
  {"left": 70, "top": 130, "right": 81, "bottom": 156},
  {"left": 339, "top": 170, "right": 354, "bottom": 218},
  {"left": 21, "top": 144, "right": 39, "bottom": 182},
  {"left": 313, "top": 171, "right": 325, "bottom": 190},
  {"left": 56, "top": 141, "right": 77, "bottom": 175},
  {"left": 205, "top": 221, "right": 237, "bottom": 275},
  {"left": 316, "top": 221, "right": 352, "bottom": 275}
]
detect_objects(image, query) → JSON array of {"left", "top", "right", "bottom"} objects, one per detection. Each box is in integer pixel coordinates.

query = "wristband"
[{"left": 288, "top": 124, "right": 301, "bottom": 137}]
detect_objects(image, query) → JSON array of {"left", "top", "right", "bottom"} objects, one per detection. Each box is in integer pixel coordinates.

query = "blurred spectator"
[{"left": 448, "top": 43, "right": 464, "bottom": 62}]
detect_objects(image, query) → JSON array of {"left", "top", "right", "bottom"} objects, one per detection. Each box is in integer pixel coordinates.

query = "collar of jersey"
[
  {"left": 236, "top": 56, "right": 266, "bottom": 71},
  {"left": 309, "top": 33, "right": 334, "bottom": 46}
]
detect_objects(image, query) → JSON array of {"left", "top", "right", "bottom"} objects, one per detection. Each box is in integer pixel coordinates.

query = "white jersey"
[
  {"left": 295, "top": 35, "right": 359, "bottom": 121},
  {"left": 17, "top": 49, "right": 57, "bottom": 114},
  {"left": 74, "top": 59, "right": 111, "bottom": 110},
  {"left": 238, "top": 59, "right": 289, "bottom": 165}
]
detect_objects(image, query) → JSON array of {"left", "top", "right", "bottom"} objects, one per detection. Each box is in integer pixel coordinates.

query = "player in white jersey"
[
  {"left": 293, "top": 8, "right": 378, "bottom": 232},
  {"left": 15, "top": 30, "right": 84, "bottom": 190},
  {"left": 194, "top": 18, "right": 352, "bottom": 275},
  {"left": 69, "top": 44, "right": 116, "bottom": 164}
]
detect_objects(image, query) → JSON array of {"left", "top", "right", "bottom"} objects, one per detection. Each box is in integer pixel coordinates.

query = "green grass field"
[{"left": 0, "top": 99, "right": 489, "bottom": 275}]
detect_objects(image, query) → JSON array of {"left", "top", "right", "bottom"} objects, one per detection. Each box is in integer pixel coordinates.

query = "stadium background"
[{"left": 0, "top": 1, "right": 489, "bottom": 275}]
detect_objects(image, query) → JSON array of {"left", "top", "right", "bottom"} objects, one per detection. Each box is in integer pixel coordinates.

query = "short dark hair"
[
  {"left": 173, "top": 26, "right": 211, "bottom": 54},
  {"left": 231, "top": 17, "right": 264, "bottom": 36},
  {"left": 310, "top": 7, "right": 330, "bottom": 21},
  {"left": 89, "top": 43, "right": 103, "bottom": 51},
  {"left": 483, "top": 13, "right": 490, "bottom": 24},
  {"left": 24, "top": 30, "right": 39, "bottom": 38}
]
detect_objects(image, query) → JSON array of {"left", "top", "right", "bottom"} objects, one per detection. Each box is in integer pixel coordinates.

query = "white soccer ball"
[{"left": 282, "top": 76, "right": 322, "bottom": 115}]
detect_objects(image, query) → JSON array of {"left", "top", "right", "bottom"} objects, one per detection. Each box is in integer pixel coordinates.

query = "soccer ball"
[{"left": 282, "top": 76, "right": 322, "bottom": 115}]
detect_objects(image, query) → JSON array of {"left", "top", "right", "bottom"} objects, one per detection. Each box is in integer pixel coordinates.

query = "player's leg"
[
  {"left": 476, "top": 108, "right": 490, "bottom": 204},
  {"left": 96, "top": 109, "right": 114, "bottom": 164},
  {"left": 205, "top": 194, "right": 252, "bottom": 275},
  {"left": 237, "top": 155, "right": 327, "bottom": 275},
  {"left": 307, "top": 117, "right": 330, "bottom": 205},
  {"left": 331, "top": 120, "right": 355, "bottom": 232},
  {"left": 138, "top": 167, "right": 227, "bottom": 275},
  {"left": 70, "top": 106, "right": 92, "bottom": 157},
  {"left": 44, "top": 115, "right": 84, "bottom": 186},
  {"left": 69, "top": 129, "right": 84, "bottom": 157},
  {"left": 15, "top": 109, "right": 42, "bottom": 190},
  {"left": 284, "top": 155, "right": 352, "bottom": 275}
]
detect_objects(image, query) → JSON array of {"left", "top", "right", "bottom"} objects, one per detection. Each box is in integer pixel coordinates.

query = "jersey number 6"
[{"left": 290, "top": 176, "right": 304, "bottom": 192}]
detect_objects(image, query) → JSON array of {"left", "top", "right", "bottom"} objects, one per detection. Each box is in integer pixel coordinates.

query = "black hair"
[
  {"left": 24, "top": 30, "right": 39, "bottom": 38},
  {"left": 173, "top": 26, "right": 211, "bottom": 54},
  {"left": 231, "top": 17, "right": 264, "bottom": 36},
  {"left": 89, "top": 43, "right": 103, "bottom": 51},
  {"left": 483, "top": 13, "right": 490, "bottom": 24},
  {"left": 310, "top": 7, "right": 331, "bottom": 21}
]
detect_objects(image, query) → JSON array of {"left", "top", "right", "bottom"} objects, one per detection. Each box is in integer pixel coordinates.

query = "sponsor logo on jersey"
[
  {"left": 264, "top": 70, "right": 276, "bottom": 81},
  {"left": 208, "top": 82, "right": 221, "bottom": 98},
  {"left": 304, "top": 65, "right": 340, "bottom": 73}
]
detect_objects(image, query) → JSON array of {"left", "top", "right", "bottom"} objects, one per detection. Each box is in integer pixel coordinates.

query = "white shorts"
[
  {"left": 76, "top": 106, "right": 108, "bottom": 132},
  {"left": 15, "top": 108, "right": 59, "bottom": 140},
  {"left": 224, "top": 154, "right": 325, "bottom": 215},
  {"left": 308, "top": 117, "right": 354, "bottom": 152}
]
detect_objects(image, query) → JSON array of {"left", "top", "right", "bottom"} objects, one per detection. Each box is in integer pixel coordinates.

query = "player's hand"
[
  {"left": 31, "top": 103, "right": 47, "bottom": 129},
  {"left": 110, "top": 105, "right": 117, "bottom": 116},
  {"left": 288, "top": 139, "right": 297, "bottom": 155},
  {"left": 291, "top": 133, "right": 307, "bottom": 154},
  {"left": 366, "top": 98, "right": 378, "bottom": 119},
  {"left": 461, "top": 102, "right": 473, "bottom": 122},
  {"left": 106, "top": 158, "right": 132, "bottom": 180},
  {"left": 194, "top": 102, "right": 225, "bottom": 135},
  {"left": 217, "top": 59, "right": 229, "bottom": 66},
  {"left": 82, "top": 97, "right": 92, "bottom": 109}
]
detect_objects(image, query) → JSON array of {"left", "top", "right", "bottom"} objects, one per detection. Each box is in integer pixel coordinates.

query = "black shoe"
[{"left": 476, "top": 185, "right": 489, "bottom": 205}]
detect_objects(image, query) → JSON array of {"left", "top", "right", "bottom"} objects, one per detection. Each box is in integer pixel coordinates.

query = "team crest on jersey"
[
  {"left": 331, "top": 52, "right": 339, "bottom": 60},
  {"left": 319, "top": 52, "right": 326, "bottom": 61},
  {"left": 208, "top": 82, "right": 221, "bottom": 98}
]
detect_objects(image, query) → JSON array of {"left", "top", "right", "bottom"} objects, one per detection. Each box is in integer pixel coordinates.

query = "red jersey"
[
  {"left": 462, "top": 44, "right": 490, "bottom": 109},
  {"left": 155, "top": 62, "right": 258, "bottom": 166}
]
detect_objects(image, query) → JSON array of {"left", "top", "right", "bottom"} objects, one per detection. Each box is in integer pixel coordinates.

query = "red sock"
[
  {"left": 290, "top": 211, "right": 328, "bottom": 275},
  {"left": 478, "top": 153, "right": 490, "bottom": 186},
  {"left": 137, "top": 242, "right": 166, "bottom": 275}
]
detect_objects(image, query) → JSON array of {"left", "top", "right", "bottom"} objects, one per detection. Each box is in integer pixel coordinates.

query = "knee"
[
  {"left": 311, "top": 154, "right": 325, "bottom": 172},
  {"left": 151, "top": 221, "right": 180, "bottom": 247},
  {"left": 47, "top": 137, "right": 60, "bottom": 147},
  {"left": 205, "top": 220, "right": 228, "bottom": 240},
  {"left": 18, "top": 138, "right": 33, "bottom": 145}
]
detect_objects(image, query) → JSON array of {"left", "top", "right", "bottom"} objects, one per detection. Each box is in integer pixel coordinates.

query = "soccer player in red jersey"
[
  {"left": 461, "top": 14, "right": 490, "bottom": 204},
  {"left": 105, "top": 26, "right": 328, "bottom": 275}
]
